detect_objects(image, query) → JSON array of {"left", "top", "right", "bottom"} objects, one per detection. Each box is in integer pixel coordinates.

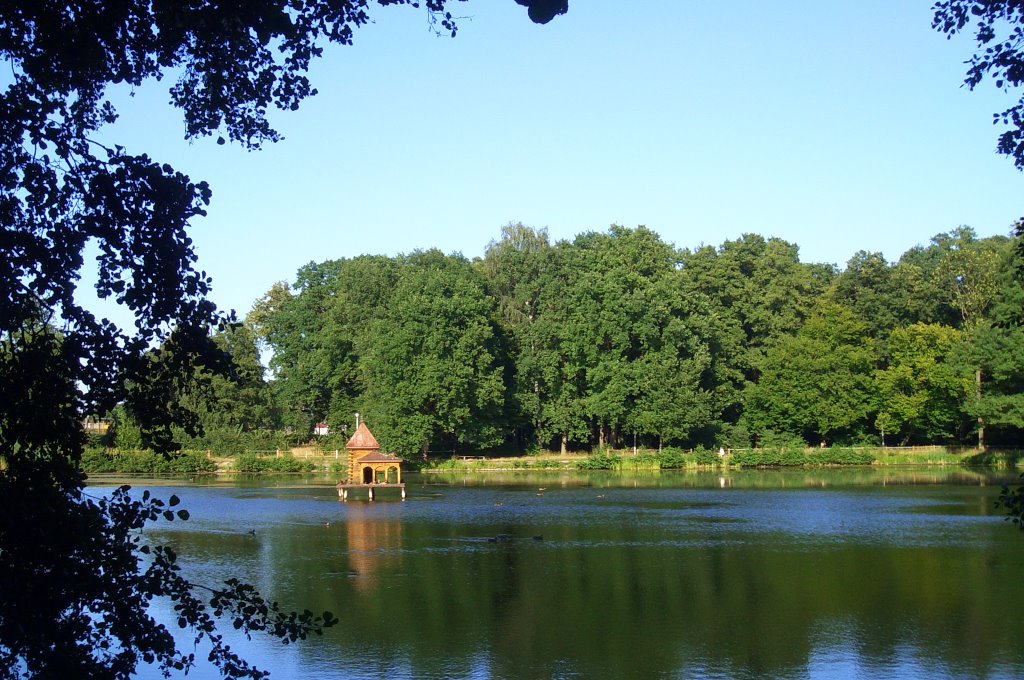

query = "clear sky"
[{"left": 89, "top": 0, "right": 1022, "bottom": 323}]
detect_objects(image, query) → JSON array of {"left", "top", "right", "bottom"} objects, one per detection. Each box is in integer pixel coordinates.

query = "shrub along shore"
[{"left": 80, "top": 445, "right": 1022, "bottom": 475}]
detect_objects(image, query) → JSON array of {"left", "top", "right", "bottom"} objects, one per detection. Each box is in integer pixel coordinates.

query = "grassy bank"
[
  {"left": 80, "top": 448, "right": 345, "bottom": 475},
  {"left": 81, "top": 448, "right": 217, "bottom": 474},
  {"left": 425, "top": 445, "right": 1024, "bottom": 473},
  {"left": 79, "top": 445, "right": 1023, "bottom": 475}
]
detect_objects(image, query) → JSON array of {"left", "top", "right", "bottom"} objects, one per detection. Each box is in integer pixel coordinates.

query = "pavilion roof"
[
  {"left": 356, "top": 451, "right": 403, "bottom": 464},
  {"left": 346, "top": 422, "right": 380, "bottom": 451}
]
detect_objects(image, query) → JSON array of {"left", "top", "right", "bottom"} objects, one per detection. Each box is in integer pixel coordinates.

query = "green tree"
[
  {"left": 679, "top": 234, "right": 833, "bottom": 433},
  {"left": 491, "top": 225, "right": 729, "bottom": 453},
  {"left": 257, "top": 256, "right": 399, "bottom": 436},
  {"left": 873, "top": 324, "right": 971, "bottom": 444},
  {"left": 933, "top": 228, "right": 1009, "bottom": 447},
  {"left": 627, "top": 276, "right": 716, "bottom": 450},
  {"left": 506, "top": 238, "right": 593, "bottom": 453},
  {"left": 680, "top": 235, "right": 833, "bottom": 378},
  {"left": 934, "top": 228, "right": 1006, "bottom": 329},
  {"left": 961, "top": 323, "right": 1024, "bottom": 442},
  {"left": 202, "top": 325, "right": 276, "bottom": 432},
  {"left": 744, "top": 303, "right": 876, "bottom": 444},
  {"left": 111, "top": 405, "right": 143, "bottom": 451},
  {"left": 317, "top": 255, "right": 403, "bottom": 432},
  {"left": 478, "top": 223, "right": 553, "bottom": 447},
  {"left": 360, "top": 250, "right": 510, "bottom": 458},
  {"left": 565, "top": 227, "right": 723, "bottom": 450},
  {"left": 890, "top": 252, "right": 958, "bottom": 327},
  {"left": 832, "top": 251, "right": 903, "bottom": 338},
  {"left": 260, "top": 263, "right": 344, "bottom": 434},
  {"left": 952, "top": 238, "right": 1024, "bottom": 444},
  {"left": 830, "top": 250, "right": 955, "bottom": 337},
  {"left": 170, "top": 324, "right": 281, "bottom": 454},
  {"left": 572, "top": 226, "right": 681, "bottom": 447}
]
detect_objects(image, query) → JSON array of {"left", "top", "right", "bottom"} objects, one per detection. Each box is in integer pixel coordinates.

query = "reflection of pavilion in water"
[
  {"left": 336, "top": 421, "right": 406, "bottom": 500},
  {"left": 344, "top": 503, "right": 403, "bottom": 592}
]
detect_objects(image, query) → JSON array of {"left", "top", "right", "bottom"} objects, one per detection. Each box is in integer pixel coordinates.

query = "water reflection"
[
  {"left": 94, "top": 469, "right": 1024, "bottom": 680},
  {"left": 345, "top": 503, "right": 404, "bottom": 592}
]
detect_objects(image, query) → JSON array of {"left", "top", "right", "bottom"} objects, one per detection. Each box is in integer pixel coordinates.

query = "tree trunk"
[
  {"left": 421, "top": 438, "right": 430, "bottom": 461},
  {"left": 598, "top": 424, "right": 605, "bottom": 449},
  {"left": 977, "top": 368, "right": 985, "bottom": 451},
  {"left": 560, "top": 434, "right": 567, "bottom": 456},
  {"left": 533, "top": 379, "right": 542, "bottom": 447}
]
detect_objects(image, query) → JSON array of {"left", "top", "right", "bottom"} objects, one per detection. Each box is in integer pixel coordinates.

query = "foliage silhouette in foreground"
[
  {"left": 933, "top": 1, "right": 1024, "bottom": 170},
  {"left": 0, "top": 465, "right": 337, "bottom": 679},
  {"left": 999, "top": 475, "right": 1024, "bottom": 531},
  {"left": 0, "top": 1, "right": 561, "bottom": 676}
]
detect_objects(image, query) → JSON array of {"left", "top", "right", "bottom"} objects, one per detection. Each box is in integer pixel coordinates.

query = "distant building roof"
[{"left": 346, "top": 422, "right": 380, "bottom": 451}]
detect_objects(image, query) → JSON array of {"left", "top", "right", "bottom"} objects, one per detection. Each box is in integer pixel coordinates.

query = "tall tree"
[
  {"left": 479, "top": 223, "right": 553, "bottom": 447},
  {"left": 952, "top": 234, "right": 1024, "bottom": 444},
  {"left": 573, "top": 226, "right": 681, "bottom": 447},
  {"left": 627, "top": 275, "right": 717, "bottom": 450},
  {"left": 360, "top": 250, "right": 510, "bottom": 458},
  {"left": 525, "top": 240, "right": 593, "bottom": 453},
  {"left": 873, "top": 323, "right": 971, "bottom": 445},
  {"left": 172, "top": 323, "right": 279, "bottom": 450},
  {"left": 744, "top": 303, "right": 876, "bottom": 444},
  {"left": 679, "top": 234, "right": 834, "bottom": 429},
  {"left": 936, "top": 230, "right": 1006, "bottom": 329},
  {"left": 958, "top": 323, "right": 1024, "bottom": 442},
  {"left": 258, "top": 262, "right": 344, "bottom": 434},
  {"left": 889, "top": 250, "right": 959, "bottom": 328},
  {"left": 934, "top": 228, "right": 1008, "bottom": 447},
  {"left": 833, "top": 251, "right": 895, "bottom": 335},
  {"left": 832, "top": 251, "right": 932, "bottom": 338},
  {"left": 257, "top": 256, "right": 400, "bottom": 435}
]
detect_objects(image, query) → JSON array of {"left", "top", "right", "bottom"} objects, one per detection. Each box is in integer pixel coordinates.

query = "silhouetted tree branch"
[
  {"left": 933, "top": 1, "right": 1024, "bottom": 170},
  {"left": 0, "top": 1, "right": 561, "bottom": 676}
]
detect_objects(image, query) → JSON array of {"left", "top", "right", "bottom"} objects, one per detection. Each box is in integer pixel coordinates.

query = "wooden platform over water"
[{"left": 336, "top": 482, "right": 406, "bottom": 501}]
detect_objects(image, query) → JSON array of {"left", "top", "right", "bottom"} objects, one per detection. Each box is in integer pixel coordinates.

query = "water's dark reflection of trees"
[{"left": 161, "top": 502, "right": 1024, "bottom": 679}]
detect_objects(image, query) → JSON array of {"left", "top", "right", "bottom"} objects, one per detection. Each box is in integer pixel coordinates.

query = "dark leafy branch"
[
  {"left": 0, "top": 475, "right": 334, "bottom": 680},
  {"left": 1, "top": 1, "right": 563, "bottom": 677},
  {"left": 998, "top": 474, "right": 1024, "bottom": 530},
  {"left": 933, "top": 0, "right": 1024, "bottom": 169}
]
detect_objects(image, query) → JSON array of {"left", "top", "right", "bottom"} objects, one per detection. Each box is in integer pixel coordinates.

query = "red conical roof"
[{"left": 346, "top": 422, "right": 380, "bottom": 451}]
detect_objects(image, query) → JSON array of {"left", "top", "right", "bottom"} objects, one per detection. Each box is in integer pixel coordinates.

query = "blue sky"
[{"left": 90, "top": 1, "right": 1022, "bottom": 323}]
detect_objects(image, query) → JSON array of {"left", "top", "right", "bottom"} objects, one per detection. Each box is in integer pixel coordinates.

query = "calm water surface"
[{"left": 92, "top": 468, "right": 1024, "bottom": 680}]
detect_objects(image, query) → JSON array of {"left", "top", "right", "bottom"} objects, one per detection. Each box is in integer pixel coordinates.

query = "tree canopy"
[{"left": 235, "top": 225, "right": 1022, "bottom": 457}]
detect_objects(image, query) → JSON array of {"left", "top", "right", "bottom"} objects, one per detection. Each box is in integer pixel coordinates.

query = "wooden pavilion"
[{"left": 336, "top": 421, "right": 405, "bottom": 501}]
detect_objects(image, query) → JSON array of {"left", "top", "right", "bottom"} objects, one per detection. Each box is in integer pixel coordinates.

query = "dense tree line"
[{"left": 167, "top": 224, "right": 1023, "bottom": 458}]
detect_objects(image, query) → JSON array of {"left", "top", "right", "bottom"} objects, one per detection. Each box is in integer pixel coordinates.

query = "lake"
[{"left": 93, "top": 468, "right": 1024, "bottom": 679}]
